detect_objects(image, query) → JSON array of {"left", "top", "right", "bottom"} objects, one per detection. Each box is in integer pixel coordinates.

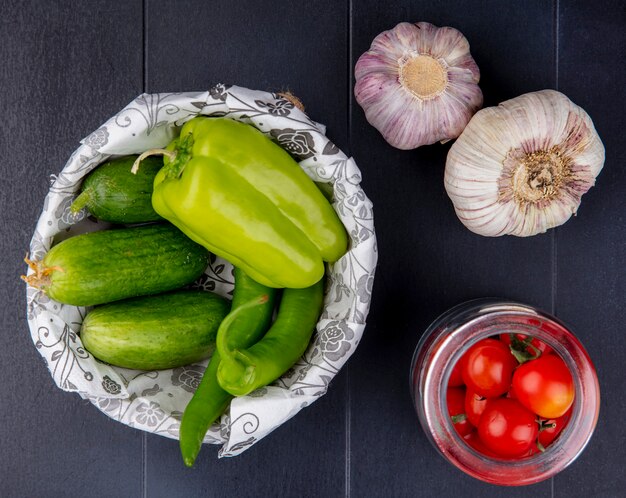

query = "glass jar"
[{"left": 410, "top": 299, "right": 600, "bottom": 486}]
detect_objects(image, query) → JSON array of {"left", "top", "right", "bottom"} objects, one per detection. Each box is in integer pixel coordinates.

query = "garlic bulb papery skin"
[
  {"left": 444, "top": 90, "right": 605, "bottom": 237},
  {"left": 354, "top": 21, "right": 483, "bottom": 150}
]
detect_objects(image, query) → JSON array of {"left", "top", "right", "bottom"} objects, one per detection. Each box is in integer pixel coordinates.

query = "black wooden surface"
[{"left": 1, "top": 1, "right": 624, "bottom": 497}]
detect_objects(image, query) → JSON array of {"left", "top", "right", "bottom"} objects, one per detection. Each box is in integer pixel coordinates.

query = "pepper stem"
[{"left": 131, "top": 148, "right": 177, "bottom": 175}]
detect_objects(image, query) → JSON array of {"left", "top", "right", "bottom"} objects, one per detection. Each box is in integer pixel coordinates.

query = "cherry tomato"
[
  {"left": 462, "top": 339, "right": 518, "bottom": 398},
  {"left": 465, "top": 389, "right": 489, "bottom": 427},
  {"left": 523, "top": 445, "right": 541, "bottom": 457},
  {"left": 448, "top": 356, "right": 465, "bottom": 387},
  {"left": 537, "top": 407, "right": 573, "bottom": 449},
  {"left": 500, "top": 333, "right": 553, "bottom": 359},
  {"left": 446, "top": 387, "right": 473, "bottom": 437},
  {"left": 463, "top": 431, "right": 501, "bottom": 458},
  {"left": 478, "top": 398, "right": 538, "bottom": 458},
  {"left": 512, "top": 354, "right": 575, "bottom": 419}
]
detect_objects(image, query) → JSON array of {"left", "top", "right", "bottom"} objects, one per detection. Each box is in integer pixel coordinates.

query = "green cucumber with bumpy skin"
[
  {"left": 70, "top": 155, "right": 163, "bottom": 223},
  {"left": 81, "top": 290, "right": 230, "bottom": 370},
  {"left": 22, "top": 224, "right": 210, "bottom": 306}
]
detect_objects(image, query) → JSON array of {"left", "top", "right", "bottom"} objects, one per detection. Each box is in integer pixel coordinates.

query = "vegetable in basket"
[
  {"left": 179, "top": 267, "right": 277, "bottom": 467},
  {"left": 22, "top": 224, "right": 209, "bottom": 306},
  {"left": 80, "top": 290, "right": 230, "bottom": 370},
  {"left": 216, "top": 277, "right": 324, "bottom": 397},
  {"left": 179, "top": 271, "right": 323, "bottom": 467},
  {"left": 132, "top": 116, "right": 348, "bottom": 289},
  {"left": 70, "top": 155, "right": 163, "bottom": 223}
]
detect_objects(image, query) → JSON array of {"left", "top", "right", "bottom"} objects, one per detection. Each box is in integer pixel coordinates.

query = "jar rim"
[{"left": 409, "top": 298, "right": 600, "bottom": 486}]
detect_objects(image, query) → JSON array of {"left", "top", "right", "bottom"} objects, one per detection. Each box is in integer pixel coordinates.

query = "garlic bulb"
[
  {"left": 354, "top": 21, "right": 483, "bottom": 150},
  {"left": 445, "top": 90, "right": 605, "bottom": 237}
]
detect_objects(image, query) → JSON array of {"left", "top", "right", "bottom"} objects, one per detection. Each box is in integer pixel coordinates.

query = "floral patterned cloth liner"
[{"left": 25, "top": 85, "right": 377, "bottom": 457}]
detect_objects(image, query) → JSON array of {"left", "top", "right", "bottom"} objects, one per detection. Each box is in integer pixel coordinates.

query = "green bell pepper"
[{"left": 134, "top": 117, "right": 347, "bottom": 289}]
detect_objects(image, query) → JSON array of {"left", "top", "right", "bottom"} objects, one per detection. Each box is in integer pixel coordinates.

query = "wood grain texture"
[
  {"left": 1, "top": 0, "right": 624, "bottom": 497},
  {"left": 348, "top": 1, "right": 555, "bottom": 496},
  {"left": 0, "top": 1, "right": 144, "bottom": 496},
  {"left": 143, "top": 1, "right": 349, "bottom": 496},
  {"left": 554, "top": 1, "right": 626, "bottom": 496}
]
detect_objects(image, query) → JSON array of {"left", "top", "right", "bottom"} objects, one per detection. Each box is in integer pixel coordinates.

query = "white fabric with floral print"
[{"left": 24, "top": 85, "right": 377, "bottom": 457}]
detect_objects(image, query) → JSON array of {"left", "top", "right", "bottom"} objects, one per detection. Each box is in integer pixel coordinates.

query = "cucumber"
[
  {"left": 24, "top": 224, "right": 210, "bottom": 306},
  {"left": 70, "top": 155, "right": 163, "bottom": 223},
  {"left": 81, "top": 290, "right": 230, "bottom": 370}
]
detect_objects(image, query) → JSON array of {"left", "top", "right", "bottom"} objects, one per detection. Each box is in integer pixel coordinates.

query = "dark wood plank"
[
  {"left": 554, "top": 1, "right": 626, "bottom": 496},
  {"left": 144, "top": 385, "right": 347, "bottom": 498},
  {"left": 3, "top": 1, "right": 624, "bottom": 496},
  {"left": 144, "top": 0, "right": 350, "bottom": 153},
  {"left": 143, "top": 1, "right": 350, "bottom": 496},
  {"left": 0, "top": 1, "right": 144, "bottom": 496},
  {"left": 349, "top": 1, "right": 556, "bottom": 496}
]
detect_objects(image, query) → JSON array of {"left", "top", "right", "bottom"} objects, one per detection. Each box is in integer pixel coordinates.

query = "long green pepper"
[
  {"left": 216, "top": 278, "right": 325, "bottom": 397},
  {"left": 178, "top": 268, "right": 276, "bottom": 467}
]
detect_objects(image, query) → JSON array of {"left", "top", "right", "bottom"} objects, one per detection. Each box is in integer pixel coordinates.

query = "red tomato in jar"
[
  {"left": 512, "top": 354, "right": 575, "bottom": 419},
  {"left": 448, "top": 356, "right": 465, "bottom": 387},
  {"left": 538, "top": 407, "right": 573, "bottom": 448},
  {"left": 463, "top": 431, "right": 501, "bottom": 458},
  {"left": 465, "top": 389, "right": 489, "bottom": 427},
  {"left": 446, "top": 387, "right": 473, "bottom": 437},
  {"left": 500, "top": 333, "right": 553, "bottom": 358},
  {"left": 462, "top": 339, "right": 518, "bottom": 398},
  {"left": 521, "top": 444, "right": 541, "bottom": 457},
  {"left": 478, "top": 398, "right": 538, "bottom": 458}
]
